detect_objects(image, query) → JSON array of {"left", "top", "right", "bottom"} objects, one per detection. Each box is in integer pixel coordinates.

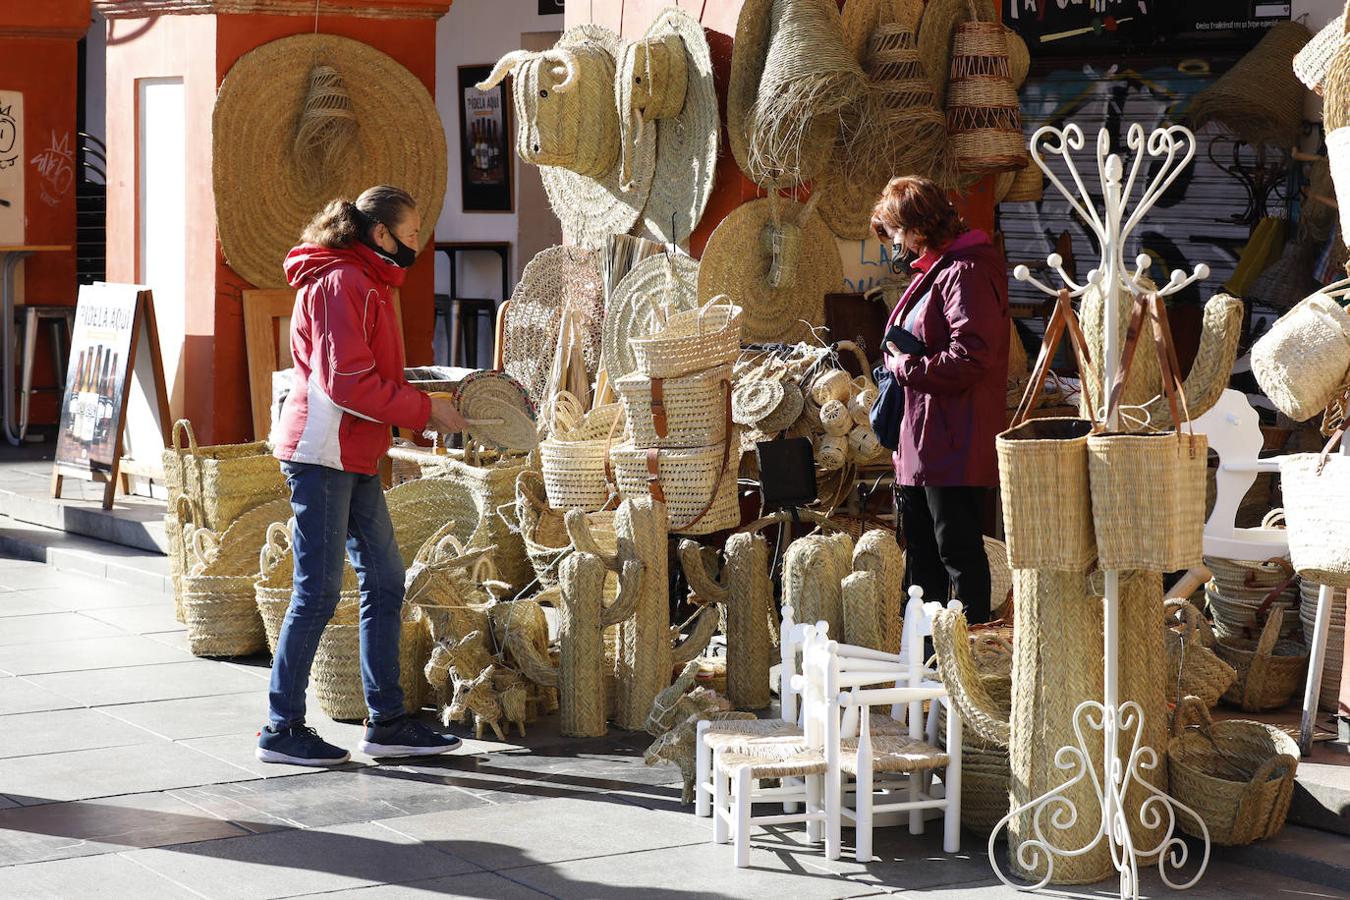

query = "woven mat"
[{"left": 503, "top": 246, "right": 605, "bottom": 407}]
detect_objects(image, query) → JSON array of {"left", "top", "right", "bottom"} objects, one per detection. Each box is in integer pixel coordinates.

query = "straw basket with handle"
[
  {"left": 630, "top": 295, "right": 742, "bottom": 380},
  {"left": 609, "top": 439, "right": 741, "bottom": 536},
  {"left": 996, "top": 289, "right": 1097, "bottom": 572},
  {"left": 1250, "top": 291, "right": 1350, "bottom": 422},
  {"left": 165, "top": 419, "right": 287, "bottom": 533},
  {"left": 943, "top": 0, "right": 1027, "bottom": 175},
  {"left": 1167, "top": 695, "right": 1299, "bottom": 846},
  {"left": 1278, "top": 427, "right": 1350, "bottom": 589},
  {"left": 1086, "top": 292, "right": 1207, "bottom": 573},
  {"left": 1215, "top": 606, "right": 1309, "bottom": 712},
  {"left": 166, "top": 494, "right": 198, "bottom": 624},
  {"left": 1164, "top": 598, "right": 1237, "bottom": 708},
  {"left": 253, "top": 521, "right": 362, "bottom": 653},
  {"left": 538, "top": 394, "right": 623, "bottom": 512},
  {"left": 615, "top": 363, "right": 732, "bottom": 449}
]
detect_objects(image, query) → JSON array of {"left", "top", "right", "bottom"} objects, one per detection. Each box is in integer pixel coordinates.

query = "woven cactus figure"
[
  {"left": 852, "top": 529, "right": 904, "bottom": 653},
  {"left": 558, "top": 551, "right": 643, "bottom": 737},
  {"left": 611, "top": 498, "right": 673, "bottom": 731},
  {"left": 782, "top": 532, "right": 854, "bottom": 641},
  {"left": 842, "top": 570, "right": 888, "bottom": 652}
]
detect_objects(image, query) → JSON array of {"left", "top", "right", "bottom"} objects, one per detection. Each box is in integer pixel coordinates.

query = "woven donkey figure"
[
  {"left": 644, "top": 688, "right": 756, "bottom": 804},
  {"left": 477, "top": 38, "right": 620, "bottom": 178}
]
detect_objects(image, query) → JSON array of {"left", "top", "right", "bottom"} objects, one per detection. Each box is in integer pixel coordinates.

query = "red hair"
[{"left": 870, "top": 176, "right": 967, "bottom": 251}]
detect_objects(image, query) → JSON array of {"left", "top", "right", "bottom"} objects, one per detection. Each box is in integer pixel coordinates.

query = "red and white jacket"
[{"left": 272, "top": 241, "right": 431, "bottom": 475}]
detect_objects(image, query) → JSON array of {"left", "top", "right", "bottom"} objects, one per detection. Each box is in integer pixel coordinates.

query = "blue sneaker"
[
  {"left": 256, "top": 724, "right": 351, "bottom": 767},
  {"left": 358, "top": 715, "right": 462, "bottom": 758}
]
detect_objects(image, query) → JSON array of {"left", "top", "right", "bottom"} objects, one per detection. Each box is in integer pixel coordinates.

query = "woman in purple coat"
[{"left": 871, "top": 176, "right": 1010, "bottom": 623}]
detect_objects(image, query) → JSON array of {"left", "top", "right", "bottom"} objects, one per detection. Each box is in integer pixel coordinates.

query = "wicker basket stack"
[
  {"left": 1204, "top": 555, "right": 1302, "bottom": 643},
  {"left": 612, "top": 298, "right": 743, "bottom": 535}
]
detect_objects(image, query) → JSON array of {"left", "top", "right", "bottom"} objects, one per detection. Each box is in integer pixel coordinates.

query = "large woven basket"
[
  {"left": 1279, "top": 433, "right": 1350, "bottom": 589},
  {"left": 630, "top": 296, "right": 742, "bottom": 380},
  {"left": 1250, "top": 293, "right": 1350, "bottom": 423},
  {"left": 615, "top": 363, "right": 732, "bottom": 449},
  {"left": 1204, "top": 555, "right": 1301, "bottom": 642},
  {"left": 944, "top": 5, "right": 1026, "bottom": 175},
  {"left": 514, "top": 469, "right": 617, "bottom": 588},
  {"left": 164, "top": 419, "right": 287, "bottom": 533},
  {"left": 1215, "top": 606, "right": 1309, "bottom": 712},
  {"left": 166, "top": 495, "right": 197, "bottom": 624},
  {"left": 386, "top": 447, "right": 532, "bottom": 590},
  {"left": 996, "top": 418, "right": 1096, "bottom": 572},
  {"left": 254, "top": 522, "right": 361, "bottom": 654},
  {"left": 181, "top": 498, "right": 291, "bottom": 658},
  {"left": 1164, "top": 598, "right": 1237, "bottom": 708},
  {"left": 610, "top": 441, "right": 741, "bottom": 535},
  {"left": 539, "top": 401, "right": 624, "bottom": 512},
  {"left": 1167, "top": 696, "right": 1299, "bottom": 846},
  {"left": 384, "top": 478, "right": 465, "bottom": 567},
  {"left": 312, "top": 604, "right": 430, "bottom": 720}
]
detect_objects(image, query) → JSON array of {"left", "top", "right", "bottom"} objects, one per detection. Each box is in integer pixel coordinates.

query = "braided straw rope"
[
  {"left": 1167, "top": 696, "right": 1299, "bottom": 846},
  {"left": 726, "top": 532, "right": 773, "bottom": 710},
  {"left": 783, "top": 532, "right": 854, "bottom": 640},
  {"left": 1189, "top": 22, "right": 1311, "bottom": 149},
  {"left": 1142, "top": 294, "right": 1243, "bottom": 428},
  {"left": 613, "top": 498, "right": 672, "bottom": 731},
  {"left": 851, "top": 529, "right": 904, "bottom": 654}
]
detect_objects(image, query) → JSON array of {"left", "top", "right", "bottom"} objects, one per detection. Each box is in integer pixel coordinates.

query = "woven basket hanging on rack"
[{"left": 943, "top": 2, "right": 1027, "bottom": 176}]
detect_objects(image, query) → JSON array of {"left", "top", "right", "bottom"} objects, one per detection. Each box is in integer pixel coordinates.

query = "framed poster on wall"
[
  {"left": 459, "top": 64, "right": 514, "bottom": 213},
  {"left": 539, "top": 0, "right": 563, "bottom": 15},
  {"left": 0, "top": 91, "right": 23, "bottom": 245}
]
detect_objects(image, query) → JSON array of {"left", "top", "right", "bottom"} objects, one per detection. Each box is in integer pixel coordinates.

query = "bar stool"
[
  {"left": 17, "top": 305, "right": 75, "bottom": 440},
  {"left": 433, "top": 294, "right": 497, "bottom": 369}
]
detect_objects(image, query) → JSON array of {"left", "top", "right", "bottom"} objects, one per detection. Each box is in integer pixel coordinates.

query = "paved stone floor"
[{"left": 0, "top": 555, "right": 1347, "bottom": 899}]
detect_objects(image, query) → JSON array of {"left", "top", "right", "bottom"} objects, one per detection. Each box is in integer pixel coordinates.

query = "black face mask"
[
  {"left": 890, "top": 242, "right": 919, "bottom": 274},
  {"left": 358, "top": 217, "right": 418, "bottom": 268}
]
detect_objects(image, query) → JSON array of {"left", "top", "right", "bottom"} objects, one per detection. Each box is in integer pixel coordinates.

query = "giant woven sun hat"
[
  {"left": 503, "top": 246, "right": 605, "bottom": 408},
  {"left": 1189, "top": 21, "right": 1311, "bottom": 150},
  {"left": 540, "top": 25, "right": 656, "bottom": 250},
  {"left": 698, "top": 196, "right": 840, "bottom": 345},
  {"left": 212, "top": 33, "right": 446, "bottom": 290},
  {"left": 619, "top": 8, "right": 720, "bottom": 245},
  {"left": 603, "top": 251, "right": 700, "bottom": 383}
]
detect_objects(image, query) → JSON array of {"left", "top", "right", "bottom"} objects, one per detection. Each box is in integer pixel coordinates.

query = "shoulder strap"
[{"left": 1010, "top": 289, "right": 1093, "bottom": 428}]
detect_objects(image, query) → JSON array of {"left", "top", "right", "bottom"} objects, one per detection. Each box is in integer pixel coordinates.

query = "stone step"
[
  {"left": 1214, "top": 824, "right": 1350, "bottom": 891},
  {"left": 0, "top": 515, "right": 170, "bottom": 592},
  {"left": 0, "top": 479, "right": 166, "bottom": 554}
]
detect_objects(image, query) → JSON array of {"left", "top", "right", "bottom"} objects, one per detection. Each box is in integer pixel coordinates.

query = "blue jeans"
[{"left": 268, "top": 461, "right": 406, "bottom": 727}]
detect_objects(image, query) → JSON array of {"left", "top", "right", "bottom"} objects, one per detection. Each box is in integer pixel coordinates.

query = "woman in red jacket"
[
  {"left": 258, "top": 185, "right": 464, "bottom": 766},
  {"left": 872, "top": 176, "right": 1009, "bottom": 624}
]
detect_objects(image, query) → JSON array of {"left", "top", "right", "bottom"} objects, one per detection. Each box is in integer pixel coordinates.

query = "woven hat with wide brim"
[
  {"left": 698, "top": 196, "right": 840, "bottom": 345},
  {"left": 503, "top": 245, "right": 605, "bottom": 408},
  {"left": 213, "top": 34, "right": 446, "bottom": 289},
  {"left": 542, "top": 25, "right": 656, "bottom": 251},
  {"left": 603, "top": 252, "right": 700, "bottom": 383},
  {"left": 631, "top": 8, "right": 719, "bottom": 245}
]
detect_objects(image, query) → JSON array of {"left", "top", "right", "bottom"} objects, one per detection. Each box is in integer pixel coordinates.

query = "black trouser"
[{"left": 896, "top": 485, "right": 992, "bottom": 624}]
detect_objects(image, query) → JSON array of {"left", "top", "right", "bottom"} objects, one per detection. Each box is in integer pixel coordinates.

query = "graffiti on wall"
[
  {"left": 30, "top": 130, "right": 74, "bottom": 209},
  {"left": 0, "top": 91, "right": 23, "bottom": 243}
]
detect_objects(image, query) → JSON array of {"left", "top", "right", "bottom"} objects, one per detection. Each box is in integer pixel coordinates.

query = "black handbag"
[{"left": 755, "top": 437, "right": 818, "bottom": 509}]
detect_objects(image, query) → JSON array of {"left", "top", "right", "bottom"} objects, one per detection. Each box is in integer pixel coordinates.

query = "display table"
[{"left": 0, "top": 245, "right": 72, "bottom": 446}]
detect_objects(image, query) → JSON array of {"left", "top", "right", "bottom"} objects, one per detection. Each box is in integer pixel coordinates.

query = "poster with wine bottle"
[
  {"left": 53, "top": 283, "right": 169, "bottom": 509},
  {"left": 460, "top": 64, "right": 513, "bottom": 213}
]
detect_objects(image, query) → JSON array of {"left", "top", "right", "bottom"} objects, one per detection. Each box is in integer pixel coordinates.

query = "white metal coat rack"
[{"left": 990, "top": 122, "right": 1212, "bottom": 899}]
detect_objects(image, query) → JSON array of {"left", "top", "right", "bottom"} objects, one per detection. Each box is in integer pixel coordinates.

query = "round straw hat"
[
  {"left": 541, "top": 25, "right": 656, "bottom": 250},
  {"left": 603, "top": 252, "right": 700, "bottom": 382},
  {"left": 213, "top": 33, "right": 447, "bottom": 290},
  {"left": 697, "top": 197, "right": 840, "bottom": 345},
  {"left": 633, "top": 8, "right": 720, "bottom": 245},
  {"left": 447, "top": 373, "right": 539, "bottom": 452},
  {"left": 503, "top": 245, "right": 605, "bottom": 407}
]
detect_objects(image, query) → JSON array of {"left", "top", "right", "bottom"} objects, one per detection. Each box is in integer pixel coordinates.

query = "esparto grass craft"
[
  {"left": 1250, "top": 291, "right": 1350, "bottom": 423},
  {"left": 1295, "top": 13, "right": 1345, "bottom": 94},
  {"left": 630, "top": 295, "right": 742, "bottom": 380},
  {"left": 609, "top": 441, "right": 741, "bottom": 535},
  {"left": 1164, "top": 598, "right": 1237, "bottom": 708},
  {"left": 165, "top": 419, "right": 286, "bottom": 533},
  {"left": 603, "top": 252, "right": 700, "bottom": 384},
  {"left": 615, "top": 363, "right": 731, "bottom": 449},
  {"left": 1188, "top": 21, "right": 1311, "bottom": 150},
  {"left": 1278, "top": 430, "right": 1350, "bottom": 589},
  {"left": 944, "top": 13, "right": 1027, "bottom": 175},
  {"left": 1167, "top": 695, "right": 1299, "bottom": 846},
  {"left": 1215, "top": 606, "right": 1309, "bottom": 712},
  {"left": 253, "top": 522, "right": 361, "bottom": 654},
  {"left": 538, "top": 400, "right": 624, "bottom": 513}
]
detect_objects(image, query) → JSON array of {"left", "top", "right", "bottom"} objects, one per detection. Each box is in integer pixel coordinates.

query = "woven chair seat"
[
  {"left": 715, "top": 746, "right": 828, "bottom": 779},
  {"left": 703, "top": 719, "right": 801, "bottom": 753},
  {"left": 839, "top": 735, "right": 948, "bottom": 775}
]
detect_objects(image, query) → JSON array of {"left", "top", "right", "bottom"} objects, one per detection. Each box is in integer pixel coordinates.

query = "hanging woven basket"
[{"left": 943, "top": 2, "right": 1027, "bottom": 175}]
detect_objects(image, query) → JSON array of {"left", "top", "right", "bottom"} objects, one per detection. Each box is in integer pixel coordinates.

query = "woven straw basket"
[
  {"left": 181, "top": 499, "right": 290, "bottom": 657},
  {"left": 1204, "top": 555, "right": 1301, "bottom": 642},
  {"left": 539, "top": 400, "right": 624, "bottom": 513},
  {"left": 615, "top": 364, "right": 732, "bottom": 449},
  {"left": 1167, "top": 696, "right": 1299, "bottom": 846},
  {"left": 384, "top": 478, "right": 468, "bottom": 567},
  {"left": 944, "top": 3, "right": 1026, "bottom": 175},
  {"left": 254, "top": 522, "right": 362, "bottom": 653},
  {"left": 1279, "top": 431, "right": 1350, "bottom": 589},
  {"left": 312, "top": 605, "right": 430, "bottom": 720},
  {"left": 1215, "top": 607, "right": 1309, "bottom": 712},
  {"left": 164, "top": 419, "right": 287, "bottom": 533},
  {"left": 610, "top": 442, "right": 741, "bottom": 535},
  {"left": 514, "top": 470, "right": 616, "bottom": 588},
  {"left": 166, "top": 495, "right": 197, "bottom": 624},
  {"left": 1250, "top": 292, "right": 1350, "bottom": 422},
  {"left": 1164, "top": 598, "right": 1237, "bottom": 708},
  {"left": 631, "top": 296, "right": 742, "bottom": 380}
]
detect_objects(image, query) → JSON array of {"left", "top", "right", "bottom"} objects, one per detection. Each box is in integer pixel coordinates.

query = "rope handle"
[
  {"left": 1242, "top": 556, "right": 1295, "bottom": 589},
  {"left": 1243, "top": 606, "right": 1285, "bottom": 710},
  {"left": 833, "top": 340, "right": 874, "bottom": 389},
  {"left": 1170, "top": 694, "right": 1214, "bottom": 738},
  {"left": 1261, "top": 508, "right": 1287, "bottom": 529},
  {"left": 693, "top": 293, "right": 737, "bottom": 338},
  {"left": 189, "top": 527, "right": 220, "bottom": 570},
  {"left": 258, "top": 520, "right": 292, "bottom": 576},
  {"left": 171, "top": 419, "right": 199, "bottom": 455},
  {"left": 1164, "top": 597, "right": 1201, "bottom": 641},
  {"left": 1234, "top": 750, "right": 1300, "bottom": 843}
]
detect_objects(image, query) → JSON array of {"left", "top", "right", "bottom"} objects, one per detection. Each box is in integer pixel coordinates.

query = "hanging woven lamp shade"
[
  {"left": 1190, "top": 21, "right": 1310, "bottom": 147},
  {"left": 944, "top": 5, "right": 1026, "bottom": 176}
]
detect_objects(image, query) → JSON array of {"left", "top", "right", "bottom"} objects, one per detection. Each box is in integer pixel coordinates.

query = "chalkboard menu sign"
[{"left": 1005, "top": 1, "right": 1291, "bottom": 54}]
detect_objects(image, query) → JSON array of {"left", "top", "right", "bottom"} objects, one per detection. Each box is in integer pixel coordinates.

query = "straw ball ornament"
[
  {"left": 698, "top": 197, "right": 839, "bottom": 345},
  {"left": 503, "top": 245, "right": 605, "bottom": 408},
  {"left": 626, "top": 8, "right": 720, "bottom": 245},
  {"left": 444, "top": 373, "right": 539, "bottom": 452},
  {"left": 733, "top": 380, "right": 786, "bottom": 427},
  {"left": 848, "top": 425, "right": 882, "bottom": 461},
  {"left": 811, "top": 368, "right": 852, "bottom": 404},
  {"left": 850, "top": 387, "right": 878, "bottom": 426},
  {"left": 213, "top": 34, "right": 446, "bottom": 289},
  {"left": 537, "top": 25, "right": 656, "bottom": 250},
  {"left": 1189, "top": 21, "right": 1311, "bottom": 148},
  {"left": 603, "top": 252, "right": 700, "bottom": 383},
  {"left": 817, "top": 434, "right": 848, "bottom": 470},
  {"left": 819, "top": 399, "right": 852, "bottom": 436}
]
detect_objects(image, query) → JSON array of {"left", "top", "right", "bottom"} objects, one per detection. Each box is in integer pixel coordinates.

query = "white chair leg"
[
  {"left": 805, "top": 773, "right": 822, "bottom": 843},
  {"left": 733, "top": 766, "right": 753, "bottom": 868},
  {"left": 783, "top": 775, "right": 799, "bottom": 814},
  {"left": 944, "top": 714, "right": 962, "bottom": 853},
  {"left": 713, "top": 758, "right": 730, "bottom": 844},
  {"left": 854, "top": 766, "right": 873, "bottom": 863},
  {"left": 695, "top": 729, "right": 712, "bottom": 818},
  {"left": 909, "top": 773, "right": 923, "bottom": 835},
  {"left": 825, "top": 766, "right": 842, "bottom": 861}
]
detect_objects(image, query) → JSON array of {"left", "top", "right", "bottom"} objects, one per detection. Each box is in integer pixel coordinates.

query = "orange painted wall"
[
  {"left": 0, "top": 0, "right": 87, "bottom": 424},
  {"left": 104, "top": 7, "right": 442, "bottom": 444},
  {"left": 567, "top": 0, "right": 995, "bottom": 256}
]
